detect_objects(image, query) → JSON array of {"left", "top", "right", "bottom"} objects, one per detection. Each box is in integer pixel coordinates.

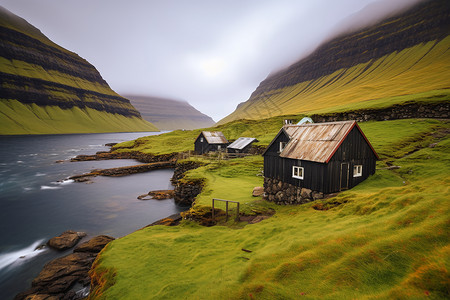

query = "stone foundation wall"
[{"left": 264, "top": 177, "right": 324, "bottom": 205}]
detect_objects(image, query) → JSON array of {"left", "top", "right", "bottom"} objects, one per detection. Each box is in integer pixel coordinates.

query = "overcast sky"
[{"left": 0, "top": 0, "right": 421, "bottom": 122}]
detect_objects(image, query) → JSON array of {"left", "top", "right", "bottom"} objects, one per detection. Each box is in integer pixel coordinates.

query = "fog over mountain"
[{"left": 0, "top": 0, "right": 425, "bottom": 121}]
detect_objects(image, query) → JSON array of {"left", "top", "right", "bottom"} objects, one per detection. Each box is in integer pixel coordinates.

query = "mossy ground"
[{"left": 90, "top": 118, "right": 450, "bottom": 299}]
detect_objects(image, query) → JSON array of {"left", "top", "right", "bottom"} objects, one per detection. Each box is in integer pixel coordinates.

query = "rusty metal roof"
[
  {"left": 280, "top": 120, "right": 360, "bottom": 163},
  {"left": 227, "top": 137, "right": 258, "bottom": 150},
  {"left": 201, "top": 131, "right": 228, "bottom": 144}
]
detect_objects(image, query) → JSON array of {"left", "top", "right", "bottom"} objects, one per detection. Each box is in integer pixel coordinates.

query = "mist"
[{"left": 0, "top": 0, "right": 425, "bottom": 121}]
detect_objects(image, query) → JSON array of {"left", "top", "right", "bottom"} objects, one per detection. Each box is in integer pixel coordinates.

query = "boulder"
[
  {"left": 47, "top": 231, "right": 86, "bottom": 251},
  {"left": 301, "top": 188, "right": 312, "bottom": 199},
  {"left": 137, "top": 194, "right": 152, "bottom": 200},
  {"left": 74, "top": 235, "right": 114, "bottom": 253},
  {"left": 15, "top": 235, "right": 114, "bottom": 300},
  {"left": 275, "top": 191, "right": 285, "bottom": 202},
  {"left": 312, "top": 191, "right": 324, "bottom": 200},
  {"left": 252, "top": 187, "right": 264, "bottom": 197},
  {"left": 148, "top": 190, "right": 175, "bottom": 200}
]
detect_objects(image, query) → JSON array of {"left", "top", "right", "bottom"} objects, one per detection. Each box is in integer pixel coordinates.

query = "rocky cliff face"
[
  {"left": 124, "top": 95, "right": 216, "bottom": 130},
  {"left": 219, "top": 0, "right": 450, "bottom": 124},
  {"left": 0, "top": 6, "right": 158, "bottom": 134}
]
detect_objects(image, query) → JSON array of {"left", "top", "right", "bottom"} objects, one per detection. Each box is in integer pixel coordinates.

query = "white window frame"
[
  {"left": 200, "top": 137, "right": 204, "bottom": 142},
  {"left": 279, "top": 142, "right": 287, "bottom": 152},
  {"left": 292, "top": 166, "right": 304, "bottom": 180},
  {"left": 218, "top": 145, "right": 221, "bottom": 150},
  {"left": 353, "top": 165, "right": 362, "bottom": 177}
]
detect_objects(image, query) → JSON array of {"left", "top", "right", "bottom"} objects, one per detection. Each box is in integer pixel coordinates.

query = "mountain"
[
  {"left": 0, "top": 6, "right": 158, "bottom": 134},
  {"left": 124, "top": 95, "right": 215, "bottom": 130},
  {"left": 218, "top": 0, "right": 450, "bottom": 125}
]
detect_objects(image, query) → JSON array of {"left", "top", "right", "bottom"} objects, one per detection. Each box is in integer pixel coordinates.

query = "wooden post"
[
  {"left": 211, "top": 198, "right": 240, "bottom": 222},
  {"left": 226, "top": 201, "right": 229, "bottom": 222}
]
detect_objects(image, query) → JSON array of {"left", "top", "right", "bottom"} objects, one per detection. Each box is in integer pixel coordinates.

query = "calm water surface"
[{"left": 0, "top": 132, "right": 186, "bottom": 299}]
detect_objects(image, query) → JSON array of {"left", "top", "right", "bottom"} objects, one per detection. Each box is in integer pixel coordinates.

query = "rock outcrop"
[
  {"left": 47, "top": 230, "right": 86, "bottom": 251},
  {"left": 70, "top": 150, "right": 178, "bottom": 163},
  {"left": 15, "top": 235, "right": 114, "bottom": 300},
  {"left": 171, "top": 161, "right": 204, "bottom": 206}
]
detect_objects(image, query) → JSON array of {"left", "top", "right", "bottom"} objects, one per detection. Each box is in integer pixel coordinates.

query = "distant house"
[
  {"left": 263, "top": 120, "right": 379, "bottom": 204},
  {"left": 194, "top": 131, "right": 229, "bottom": 154},
  {"left": 227, "top": 137, "right": 258, "bottom": 153},
  {"left": 297, "top": 117, "right": 313, "bottom": 125}
]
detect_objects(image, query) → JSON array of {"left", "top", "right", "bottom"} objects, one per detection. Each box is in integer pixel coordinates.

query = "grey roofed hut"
[
  {"left": 194, "top": 131, "right": 229, "bottom": 154},
  {"left": 227, "top": 137, "right": 258, "bottom": 153},
  {"left": 263, "top": 120, "right": 379, "bottom": 203}
]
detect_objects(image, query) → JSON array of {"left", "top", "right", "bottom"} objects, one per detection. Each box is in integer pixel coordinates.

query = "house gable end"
[
  {"left": 263, "top": 128, "right": 291, "bottom": 156},
  {"left": 326, "top": 123, "right": 379, "bottom": 163}
]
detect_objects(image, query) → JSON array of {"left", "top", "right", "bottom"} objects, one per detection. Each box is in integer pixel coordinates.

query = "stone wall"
[
  {"left": 264, "top": 177, "right": 324, "bottom": 205},
  {"left": 311, "top": 102, "right": 449, "bottom": 123}
]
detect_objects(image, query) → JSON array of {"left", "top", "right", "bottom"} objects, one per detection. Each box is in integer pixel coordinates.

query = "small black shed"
[
  {"left": 227, "top": 137, "right": 258, "bottom": 153},
  {"left": 263, "top": 120, "right": 379, "bottom": 200},
  {"left": 194, "top": 131, "right": 229, "bottom": 154}
]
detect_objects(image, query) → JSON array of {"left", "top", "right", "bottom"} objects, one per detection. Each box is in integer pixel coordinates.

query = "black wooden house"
[
  {"left": 263, "top": 121, "right": 379, "bottom": 200},
  {"left": 194, "top": 131, "right": 229, "bottom": 154}
]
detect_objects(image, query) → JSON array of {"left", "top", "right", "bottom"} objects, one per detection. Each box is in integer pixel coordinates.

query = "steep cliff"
[
  {"left": 0, "top": 6, "right": 158, "bottom": 134},
  {"left": 219, "top": 0, "right": 450, "bottom": 124},
  {"left": 124, "top": 95, "right": 215, "bottom": 130}
]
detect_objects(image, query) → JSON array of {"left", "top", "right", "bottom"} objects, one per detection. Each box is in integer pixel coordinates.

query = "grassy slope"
[
  {"left": 0, "top": 8, "right": 158, "bottom": 135},
  {"left": 0, "top": 57, "right": 118, "bottom": 96},
  {"left": 219, "top": 37, "right": 450, "bottom": 124},
  {"left": 90, "top": 118, "right": 449, "bottom": 299},
  {"left": 0, "top": 100, "right": 158, "bottom": 134},
  {"left": 112, "top": 115, "right": 298, "bottom": 155}
]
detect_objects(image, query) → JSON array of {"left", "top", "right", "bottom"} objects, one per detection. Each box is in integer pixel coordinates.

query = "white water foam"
[
  {"left": 0, "top": 239, "right": 46, "bottom": 271},
  {"left": 52, "top": 179, "right": 74, "bottom": 185},
  {"left": 41, "top": 179, "right": 74, "bottom": 190},
  {"left": 40, "top": 185, "right": 62, "bottom": 190},
  {"left": 35, "top": 172, "right": 46, "bottom": 177}
]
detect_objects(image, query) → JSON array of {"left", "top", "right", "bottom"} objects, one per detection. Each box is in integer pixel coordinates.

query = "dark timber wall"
[{"left": 264, "top": 126, "right": 377, "bottom": 194}]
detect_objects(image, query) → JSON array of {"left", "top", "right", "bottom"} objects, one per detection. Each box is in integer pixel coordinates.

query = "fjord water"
[{"left": 0, "top": 132, "right": 185, "bottom": 299}]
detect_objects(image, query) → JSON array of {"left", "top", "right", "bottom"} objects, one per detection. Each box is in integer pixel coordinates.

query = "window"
[
  {"left": 292, "top": 166, "right": 304, "bottom": 179},
  {"left": 279, "top": 142, "right": 287, "bottom": 152},
  {"left": 200, "top": 137, "right": 204, "bottom": 142},
  {"left": 218, "top": 145, "right": 221, "bottom": 150},
  {"left": 353, "top": 165, "right": 362, "bottom": 177}
]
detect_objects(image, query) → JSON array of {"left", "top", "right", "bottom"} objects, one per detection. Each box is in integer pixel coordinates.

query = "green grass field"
[{"left": 89, "top": 118, "right": 449, "bottom": 299}]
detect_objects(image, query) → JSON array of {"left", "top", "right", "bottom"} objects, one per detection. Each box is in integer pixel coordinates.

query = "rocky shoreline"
[
  {"left": 13, "top": 148, "right": 204, "bottom": 300},
  {"left": 15, "top": 235, "right": 115, "bottom": 300},
  {"left": 69, "top": 161, "right": 176, "bottom": 182}
]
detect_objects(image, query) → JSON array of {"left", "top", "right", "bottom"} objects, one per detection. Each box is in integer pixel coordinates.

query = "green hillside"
[
  {"left": 218, "top": 0, "right": 450, "bottom": 125},
  {"left": 0, "top": 6, "right": 158, "bottom": 134},
  {"left": 89, "top": 118, "right": 449, "bottom": 299}
]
